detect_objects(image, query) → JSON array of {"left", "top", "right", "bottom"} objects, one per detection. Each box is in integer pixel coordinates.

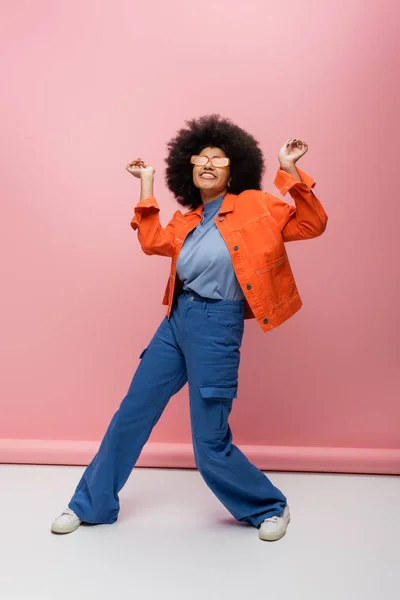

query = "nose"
[{"left": 203, "top": 157, "right": 214, "bottom": 167}]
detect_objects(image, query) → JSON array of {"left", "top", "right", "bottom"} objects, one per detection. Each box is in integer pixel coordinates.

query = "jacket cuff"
[
  {"left": 274, "top": 167, "right": 316, "bottom": 196},
  {"left": 133, "top": 196, "right": 160, "bottom": 210},
  {"left": 130, "top": 196, "right": 160, "bottom": 230}
]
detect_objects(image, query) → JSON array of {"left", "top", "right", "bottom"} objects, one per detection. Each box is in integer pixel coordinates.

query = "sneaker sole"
[
  {"left": 258, "top": 516, "right": 291, "bottom": 542},
  {"left": 51, "top": 521, "right": 81, "bottom": 534}
]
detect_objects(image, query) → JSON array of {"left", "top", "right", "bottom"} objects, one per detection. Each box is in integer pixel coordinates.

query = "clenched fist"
[{"left": 126, "top": 158, "right": 155, "bottom": 179}]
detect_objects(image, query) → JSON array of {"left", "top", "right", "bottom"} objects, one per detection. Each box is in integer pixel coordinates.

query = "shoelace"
[{"left": 263, "top": 515, "right": 279, "bottom": 524}]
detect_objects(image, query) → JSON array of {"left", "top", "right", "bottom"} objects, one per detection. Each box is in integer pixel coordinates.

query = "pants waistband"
[{"left": 178, "top": 290, "right": 244, "bottom": 306}]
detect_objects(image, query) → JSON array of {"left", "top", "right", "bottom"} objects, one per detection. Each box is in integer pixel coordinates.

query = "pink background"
[{"left": 1, "top": 0, "right": 399, "bottom": 472}]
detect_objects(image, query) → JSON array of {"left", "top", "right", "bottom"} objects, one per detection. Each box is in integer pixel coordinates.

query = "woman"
[{"left": 51, "top": 114, "right": 328, "bottom": 541}]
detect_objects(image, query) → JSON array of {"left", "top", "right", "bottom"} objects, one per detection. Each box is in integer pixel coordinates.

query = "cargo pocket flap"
[{"left": 199, "top": 385, "right": 238, "bottom": 400}]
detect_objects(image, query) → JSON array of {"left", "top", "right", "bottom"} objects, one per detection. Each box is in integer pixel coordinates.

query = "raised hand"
[
  {"left": 278, "top": 138, "right": 308, "bottom": 166},
  {"left": 126, "top": 158, "right": 155, "bottom": 178}
]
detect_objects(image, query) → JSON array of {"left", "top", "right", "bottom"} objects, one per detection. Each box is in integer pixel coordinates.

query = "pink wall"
[{"left": 1, "top": 0, "right": 399, "bottom": 472}]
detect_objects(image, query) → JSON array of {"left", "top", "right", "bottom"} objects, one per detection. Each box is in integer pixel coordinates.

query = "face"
[{"left": 192, "top": 147, "right": 231, "bottom": 200}]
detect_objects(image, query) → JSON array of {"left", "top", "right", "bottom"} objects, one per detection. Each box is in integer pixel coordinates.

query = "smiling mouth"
[{"left": 200, "top": 172, "right": 216, "bottom": 179}]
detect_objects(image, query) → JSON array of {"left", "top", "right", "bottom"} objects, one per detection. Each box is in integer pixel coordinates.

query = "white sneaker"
[
  {"left": 51, "top": 508, "right": 82, "bottom": 534},
  {"left": 259, "top": 505, "right": 290, "bottom": 541}
]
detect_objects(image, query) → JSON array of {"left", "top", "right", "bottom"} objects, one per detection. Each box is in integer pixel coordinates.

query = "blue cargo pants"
[{"left": 69, "top": 290, "right": 287, "bottom": 527}]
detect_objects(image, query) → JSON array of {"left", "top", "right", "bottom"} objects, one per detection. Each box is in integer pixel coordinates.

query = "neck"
[{"left": 201, "top": 188, "right": 227, "bottom": 205}]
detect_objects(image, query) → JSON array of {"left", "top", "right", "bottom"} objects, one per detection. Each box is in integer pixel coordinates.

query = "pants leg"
[
  {"left": 68, "top": 315, "right": 187, "bottom": 524},
  {"left": 181, "top": 291, "right": 287, "bottom": 528}
]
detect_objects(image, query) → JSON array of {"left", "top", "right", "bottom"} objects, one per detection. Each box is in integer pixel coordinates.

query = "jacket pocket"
[
  {"left": 235, "top": 215, "right": 278, "bottom": 256},
  {"left": 255, "top": 254, "right": 297, "bottom": 309}
]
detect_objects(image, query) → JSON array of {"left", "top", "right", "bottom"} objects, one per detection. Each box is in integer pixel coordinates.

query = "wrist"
[
  {"left": 278, "top": 161, "right": 302, "bottom": 183},
  {"left": 279, "top": 161, "right": 295, "bottom": 170},
  {"left": 141, "top": 173, "right": 155, "bottom": 181}
]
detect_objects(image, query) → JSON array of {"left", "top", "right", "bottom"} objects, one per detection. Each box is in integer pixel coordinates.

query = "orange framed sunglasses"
[{"left": 190, "top": 155, "right": 231, "bottom": 168}]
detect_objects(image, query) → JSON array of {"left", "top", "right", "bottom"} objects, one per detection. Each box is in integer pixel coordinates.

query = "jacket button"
[
  {"left": 218, "top": 216, "right": 224, "bottom": 221},
  {"left": 263, "top": 318, "right": 269, "bottom": 324},
  {"left": 246, "top": 284, "right": 252, "bottom": 290},
  {"left": 233, "top": 245, "right": 239, "bottom": 251}
]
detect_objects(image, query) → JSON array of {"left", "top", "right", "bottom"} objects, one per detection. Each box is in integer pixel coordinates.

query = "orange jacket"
[{"left": 131, "top": 166, "right": 328, "bottom": 333}]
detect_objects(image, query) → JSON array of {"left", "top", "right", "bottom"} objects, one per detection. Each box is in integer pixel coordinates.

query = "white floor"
[{"left": 0, "top": 466, "right": 399, "bottom": 600}]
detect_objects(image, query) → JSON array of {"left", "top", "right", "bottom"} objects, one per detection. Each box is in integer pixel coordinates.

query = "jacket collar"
[{"left": 184, "top": 192, "right": 236, "bottom": 219}]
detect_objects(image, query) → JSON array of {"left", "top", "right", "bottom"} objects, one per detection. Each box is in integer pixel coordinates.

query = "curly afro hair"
[{"left": 165, "top": 114, "right": 265, "bottom": 210}]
